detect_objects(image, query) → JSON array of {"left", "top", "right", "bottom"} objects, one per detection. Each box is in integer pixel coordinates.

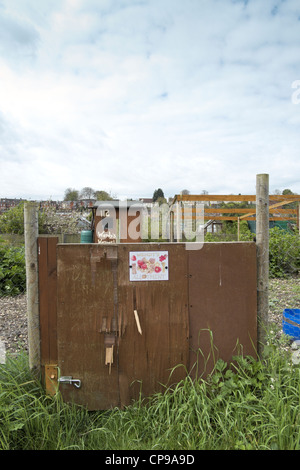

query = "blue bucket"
[{"left": 282, "top": 309, "right": 300, "bottom": 340}]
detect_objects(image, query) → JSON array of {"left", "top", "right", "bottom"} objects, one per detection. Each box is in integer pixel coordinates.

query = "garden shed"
[{"left": 91, "top": 200, "right": 145, "bottom": 244}]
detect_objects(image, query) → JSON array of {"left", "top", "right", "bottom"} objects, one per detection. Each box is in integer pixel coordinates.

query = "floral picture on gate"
[{"left": 129, "top": 251, "right": 168, "bottom": 281}]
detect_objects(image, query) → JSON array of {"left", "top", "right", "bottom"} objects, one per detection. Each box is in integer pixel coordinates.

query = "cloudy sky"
[{"left": 0, "top": 0, "right": 300, "bottom": 201}]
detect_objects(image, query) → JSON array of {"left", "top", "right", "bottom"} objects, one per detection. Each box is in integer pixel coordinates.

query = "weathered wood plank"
[
  {"left": 56, "top": 244, "right": 119, "bottom": 410},
  {"left": 117, "top": 243, "right": 189, "bottom": 405},
  {"left": 188, "top": 242, "right": 257, "bottom": 378},
  {"left": 38, "top": 237, "right": 49, "bottom": 365},
  {"left": 38, "top": 237, "right": 58, "bottom": 366},
  {"left": 47, "top": 238, "right": 58, "bottom": 363}
]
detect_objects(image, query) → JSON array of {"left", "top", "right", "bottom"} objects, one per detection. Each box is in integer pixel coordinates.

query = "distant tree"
[
  {"left": 181, "top": 189, "right": 190, "bottom": 195},
  {"left": 79, "top": 187, "right": 95, "bottom": 200},
  {"left": 94, "top": 190, "right": 114, "bottom": 201},
  {"left": 282, "top": 189, "right": 294, "bottom": 195},
  {"left": 64, "top": 188, "right": 79, "bottom": 201},
  {"left": 153, "top": 188, "right": 164, "bottom": 203},
  {"left": 282, "top": 189, "right": 297, "bottom": 209}
]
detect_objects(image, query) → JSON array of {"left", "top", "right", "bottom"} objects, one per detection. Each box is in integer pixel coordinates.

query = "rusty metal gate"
[{"left": 38, "top": 239, "right": 257, "bottom": 410}]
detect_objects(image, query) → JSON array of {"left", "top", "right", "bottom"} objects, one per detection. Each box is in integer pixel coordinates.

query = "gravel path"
[
  {"left": 0, "top": 278, "right": 299, "bottom": 358},
  {"left": 0, "top": 294, "right": 28, "bottom": 355},
  {"left": 269, "top": 278, "right": 300, "bottom": 332}
]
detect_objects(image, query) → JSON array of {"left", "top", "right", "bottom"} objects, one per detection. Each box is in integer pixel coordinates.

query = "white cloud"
[{"left": 0, "top": 0, "right": 300, "bottom": 200}]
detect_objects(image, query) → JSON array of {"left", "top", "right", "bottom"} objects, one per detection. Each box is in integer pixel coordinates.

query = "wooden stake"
[
  {"left": 256, "top": 174, "right": 269, "bottom": 356},
  {"left": 24, "top": 202, "right": 40, "bottom": 375},
  {"left": 176, "top": 202, "right": 181, "bottom": 242}
]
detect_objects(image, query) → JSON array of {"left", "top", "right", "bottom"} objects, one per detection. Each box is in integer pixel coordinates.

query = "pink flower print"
[{"left": 138, "top": 259, "right": 147, "bottom": 270}]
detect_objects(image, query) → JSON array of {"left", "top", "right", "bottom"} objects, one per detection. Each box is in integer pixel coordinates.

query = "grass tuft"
[{"left": 1, "top": 329, "right": 300, "bottom": 450}]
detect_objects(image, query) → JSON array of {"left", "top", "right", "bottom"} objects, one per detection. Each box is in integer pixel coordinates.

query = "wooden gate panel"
[
  {"left": 188, "top": 242, "right": 257, "bottom": 377},
  {"left": 56, "top": 244, "right": 119, "bottom": 410},
  {"left": 40, "top": 239, "right": 258, "bottom": 409},
  {"left": 117, "top": 244, "right": 189, "bottom": 405},
  {"left": 56, "top": 243, "right": 189, "bottom": 409},
  {"left": 38, "top": 236, "right": 58, "bottom": 367}
]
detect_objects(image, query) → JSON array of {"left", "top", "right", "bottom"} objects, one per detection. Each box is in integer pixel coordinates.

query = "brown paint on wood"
[
  {"left": 38, "top": 237, "right": 58, "bottom": 366},
  {"left": 40, "top": 238, "right": 258, "bottom": 410},
  {"left": 117, "top": 244, "right": 189, "bottom": 406},
  {"left": 56, "top": 243, "right": 189, "bottom": 409},
  {"left": 188, "top": 242, "right": 257, "bottom": 378},
  {"left": 56, "top": 244, "right": 119, "bottom": 410}
]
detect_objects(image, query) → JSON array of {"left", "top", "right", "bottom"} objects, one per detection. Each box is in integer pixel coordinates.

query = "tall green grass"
[{"left": 1, "top": 329, "right": 300, "bottom": 450}]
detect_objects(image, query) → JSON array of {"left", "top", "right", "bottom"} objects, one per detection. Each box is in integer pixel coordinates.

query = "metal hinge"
[{"left": 58, "top": 376, "right": 82, "bottom": 388}]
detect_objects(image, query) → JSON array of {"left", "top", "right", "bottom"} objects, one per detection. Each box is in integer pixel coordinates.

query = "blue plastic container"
[{"left": 282, "top": 309, "right": 300, "bottom": 340}]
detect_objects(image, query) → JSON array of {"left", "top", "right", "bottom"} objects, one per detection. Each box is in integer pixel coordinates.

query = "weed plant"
[
  {"left": 1, "top": 329, "right": 300, "bottom": 450},
  {"left": 0, "top": 241, "right": 26, "bottom": 296}
]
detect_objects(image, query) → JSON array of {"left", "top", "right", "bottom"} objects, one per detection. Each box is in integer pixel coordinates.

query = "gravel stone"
[
  {"left": 269, "top": 277, "right": 300, "bottom": 336},
  {"left": 0, "top": 294, "right": 28, "bottom": 355}
]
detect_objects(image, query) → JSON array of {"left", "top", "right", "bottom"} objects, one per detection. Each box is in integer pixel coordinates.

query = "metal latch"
[{"left": 58, "top": 376, "right": 81, "bottom": 388}]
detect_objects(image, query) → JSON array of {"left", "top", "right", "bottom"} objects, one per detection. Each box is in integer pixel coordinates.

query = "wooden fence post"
[
  {"left": 256, "top": 174, "right": 269, "bottom": 355},
  {"left": 24, "top": 202, "right": 40, "bottom": 375},
  {"left": 176, "top": 202, "right": 181, "bottom": 241}
]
